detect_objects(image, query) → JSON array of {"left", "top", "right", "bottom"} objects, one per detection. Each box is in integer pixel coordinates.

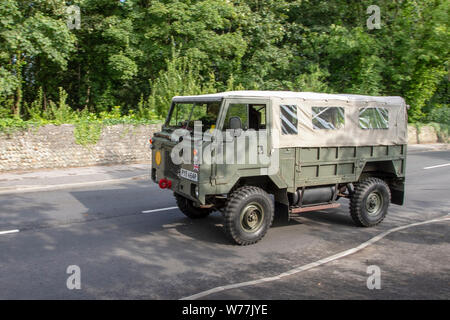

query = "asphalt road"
[{"left": 0, "top": 150, "right": 449, "bottom": 299}]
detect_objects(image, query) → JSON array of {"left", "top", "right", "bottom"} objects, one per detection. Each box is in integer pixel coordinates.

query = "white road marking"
[
  {"left": 0, "top": 175, "right": 149, "bottom": 195},
  {"left": 0, "top": 229, "right": 19, "bottom": 235},
  {"left": 424, "top": 163, "right": 450, "bottom": 170},
  {"left": 180, "top": 215, "right": 450, "bottom": 300},
  {"left": 141, "top": 206, "right": 178, "bottom": 214}
]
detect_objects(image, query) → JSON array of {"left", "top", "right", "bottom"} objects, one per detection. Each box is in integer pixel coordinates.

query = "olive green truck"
[{"left": 151, "top": 91, "right": 407, "bottom": 245}]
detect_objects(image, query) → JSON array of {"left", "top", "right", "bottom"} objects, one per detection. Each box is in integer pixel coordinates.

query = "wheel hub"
[
  {"left": 240, "top": 203, "right": 264, "bottom": 232},
  {"left": 366, "top": 191, "right": 382, "bottom": 216}
]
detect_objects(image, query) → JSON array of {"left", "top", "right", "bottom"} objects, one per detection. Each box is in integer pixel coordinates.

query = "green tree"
[
  {"left": 0, "top": 0, "right": 75, "bottom": 115},
  {"left": 0, "top": 0, "right": 448, "bottom": 125}
]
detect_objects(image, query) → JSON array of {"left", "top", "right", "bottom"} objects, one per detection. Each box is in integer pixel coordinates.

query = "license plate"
[{"left": 179, "top": 168, "right": 198, "bottom": 182}]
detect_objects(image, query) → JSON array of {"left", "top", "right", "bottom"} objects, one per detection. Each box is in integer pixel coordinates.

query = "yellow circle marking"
[{"left": 155, "top": 151, "right": 161, "bottom": 166}]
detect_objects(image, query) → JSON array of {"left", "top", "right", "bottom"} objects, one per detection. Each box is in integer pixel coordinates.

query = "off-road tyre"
[
  {"left": 350, "top": 177, "right": 391, "bottom": 227},
  {"left": 174, "top": 193, "right": 213, "bottom": 219},
  {"left": 224, "top": 186, "right": 274, "bottom": 245}
]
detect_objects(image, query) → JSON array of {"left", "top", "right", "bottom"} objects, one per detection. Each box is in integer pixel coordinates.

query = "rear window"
[
  {"left": 280, "top": 105, "right": 298, "bottom": 135},
  {"left": 359, "top": 107, "right": 389, "bottom": 129},
  {"left": 312, "top": 107, "right": 345, "bottom": 130}
]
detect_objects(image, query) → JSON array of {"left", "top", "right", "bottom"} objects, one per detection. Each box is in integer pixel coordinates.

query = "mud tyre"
[
  {"left": 350, "top": 178, "right": 391, "bottom": 227},
  {"left": 224, "top": 186, "right": 274, "bottom": 245}
]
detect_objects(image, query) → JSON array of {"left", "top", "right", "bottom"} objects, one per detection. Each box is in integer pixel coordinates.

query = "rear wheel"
[
  {"left": 224, "top": 186, "right": 274, "bottom": 245},
  {"left": 174, "top": 193, "right": 212, "bottom": 219},
  {"left": 350, "top": 178, "right": 391, "bottom": 227}
]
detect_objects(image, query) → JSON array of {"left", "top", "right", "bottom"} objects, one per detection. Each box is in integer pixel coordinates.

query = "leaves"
[{"left": 0, "top": 0, "right": 448, "bottom": 123}]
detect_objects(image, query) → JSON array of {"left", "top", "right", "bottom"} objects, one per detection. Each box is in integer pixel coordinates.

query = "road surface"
[{"left": 0, "top": 150, "right": 449, "bottom": 299}]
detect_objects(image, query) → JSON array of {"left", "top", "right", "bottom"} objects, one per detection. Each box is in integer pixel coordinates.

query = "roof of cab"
[{"left": 172, "top": 91, "right": 405, "bottom": 105}]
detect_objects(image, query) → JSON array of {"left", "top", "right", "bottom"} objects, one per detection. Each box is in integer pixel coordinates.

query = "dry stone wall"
[{"left": 0, "top": 124, "right": 161, "bottom": 172}]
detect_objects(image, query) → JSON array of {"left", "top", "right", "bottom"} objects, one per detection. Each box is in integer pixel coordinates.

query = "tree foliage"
[{"left": 0, "top": 0, "right": 448, "bottom": 123}]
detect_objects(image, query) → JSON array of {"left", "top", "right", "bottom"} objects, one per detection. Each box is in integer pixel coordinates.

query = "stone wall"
[
  {"left": 0, "top": 124, "right": 161, "bottom": 172},
  {"left": 407, "top": 125, "right": 440, "bottom": 144},
  {"left": 0, "top": 123, "right": 442, "bottom": 172}
]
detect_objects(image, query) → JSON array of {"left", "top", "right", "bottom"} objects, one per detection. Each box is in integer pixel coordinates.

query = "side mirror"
[{"left": 229, "top": 116, "right": 242, "bottom": 137}]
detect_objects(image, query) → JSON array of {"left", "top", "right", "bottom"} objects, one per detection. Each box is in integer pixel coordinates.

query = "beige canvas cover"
[
  {"left": 270, "top": 94, "right": 408, "bottom": 148},
  {"left": 172, "top": 91, "right": 408, "bottom": 148}
]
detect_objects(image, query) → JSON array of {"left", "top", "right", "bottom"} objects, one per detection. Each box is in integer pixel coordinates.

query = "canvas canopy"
[{"left": 172, "top": 91, "right": 408, "bottom": 148}]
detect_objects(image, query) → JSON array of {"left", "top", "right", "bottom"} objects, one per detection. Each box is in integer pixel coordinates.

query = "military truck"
[{"left": 151, "top": 91, "right": 407, "bottom": 245}]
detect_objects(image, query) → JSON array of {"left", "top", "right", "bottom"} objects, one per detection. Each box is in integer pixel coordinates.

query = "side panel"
[
  {"left": 212, "top": 144, "right": 406, "bottom": 198},
  {"left": 293, "top": 145, "right": 407, "bottom": 188},
  {"left": 278, "top": 148, "right": 295, "bottom": 191}
]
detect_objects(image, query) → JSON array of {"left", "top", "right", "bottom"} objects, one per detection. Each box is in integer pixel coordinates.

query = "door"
[{"left": 212, "top": 98, "right": 271, "bottom": 186}]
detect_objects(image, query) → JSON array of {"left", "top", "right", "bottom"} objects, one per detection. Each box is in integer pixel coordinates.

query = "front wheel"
[
  {"left": 224, "top": 186, "right": 274, "bottom": 245},
  {"left": 350, "top": 177, "right": 391, "bottom": 227}
]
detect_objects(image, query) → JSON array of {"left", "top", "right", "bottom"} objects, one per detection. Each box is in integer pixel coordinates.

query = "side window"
[
  {"left": 224, "top": 104, "right": 267, "bottom": 131},
  {"left": 359, "top": 107, "right": 389, "bottom": 129},
  {"left": 249, "top": 104, "right": 266, "bottom": 130},
  {"left": 312, "top": 107, "right": 345, "bottom": 130},
  {"left": 280, "top": 105, "right": 298, "bottom": 135},
  {"left": 224, "top": 104, "right": 248, "bottom": 130}
]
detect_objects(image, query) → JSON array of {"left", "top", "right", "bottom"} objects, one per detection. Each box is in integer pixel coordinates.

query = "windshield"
[{"left": 165, "top": 102, "right": 221, "bottom": 132}]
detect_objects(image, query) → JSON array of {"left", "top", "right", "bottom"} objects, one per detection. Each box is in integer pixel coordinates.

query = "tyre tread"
[
  {"left": 224, "top": 186, "right": 274, "bottom": 245},
  {"left": 175, "top": 193, "right": 212, "bottom": 219},
  {"left": 350, "top": 177, "right": 391, "bottom": 227}
]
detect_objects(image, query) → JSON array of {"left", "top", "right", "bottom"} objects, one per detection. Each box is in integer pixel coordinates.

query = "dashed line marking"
[
  {"left": 0, "top": 229, "right": 20, "bottom": 235},
  {"left": 424, "top": 163, "right": 450, "bottom": 170},
  {"left": 141, "top": 206, "right": 178, "bottom": 214}
]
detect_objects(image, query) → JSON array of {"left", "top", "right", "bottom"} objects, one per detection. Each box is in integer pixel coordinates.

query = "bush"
[{"left": 427, "top": 106, "right": 450, "bottom": 125}]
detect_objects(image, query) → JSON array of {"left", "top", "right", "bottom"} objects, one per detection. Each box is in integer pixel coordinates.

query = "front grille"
[{"left": 164, "top": 150, "right": 180, "bottom": 178}]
